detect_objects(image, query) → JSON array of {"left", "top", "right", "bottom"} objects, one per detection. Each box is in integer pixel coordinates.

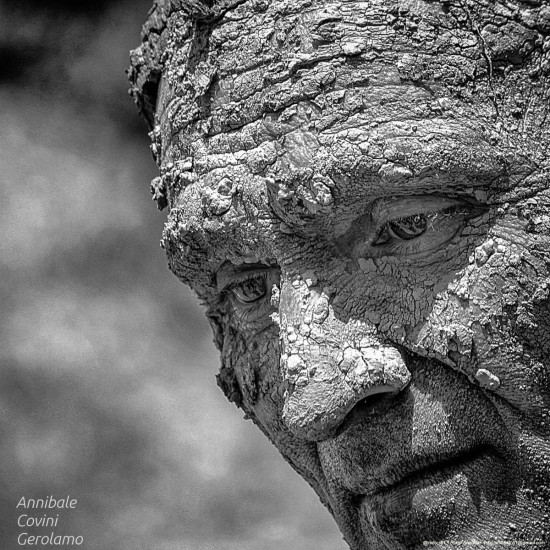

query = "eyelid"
[
  {"left": 371, "top": 196, "right": 467, "bottom": 226},
  {"left": 216, "top": 262, "right": 278, "bottom": 293}
]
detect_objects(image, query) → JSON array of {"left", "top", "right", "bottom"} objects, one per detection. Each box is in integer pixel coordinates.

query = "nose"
[{"left": 278, "top": 275, "right": 411, "bottom": 441}]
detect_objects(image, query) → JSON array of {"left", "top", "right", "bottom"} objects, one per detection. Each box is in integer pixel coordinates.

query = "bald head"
[{"left": 129, "top": 0, "right": 550, "bottom": 129}]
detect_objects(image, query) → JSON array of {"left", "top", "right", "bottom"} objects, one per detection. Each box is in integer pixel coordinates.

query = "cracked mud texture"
[{"left": 130, "top": 0, "right": 550, "bottom": 548}]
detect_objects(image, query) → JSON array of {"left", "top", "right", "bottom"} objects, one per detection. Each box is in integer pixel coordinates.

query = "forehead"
[
  {"left": 154, "top": 0, "right": 545, "bottom": 294},
  {"left": 157, "top": 0, "right": 480, "bottom": 137}
]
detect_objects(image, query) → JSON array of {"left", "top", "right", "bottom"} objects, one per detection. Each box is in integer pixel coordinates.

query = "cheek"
[
  {"left": 409, "top": 238, "right": 550, "bottom": 424},
  {"left": 219, "top": 322, "right": 286, "bottom": 434}
]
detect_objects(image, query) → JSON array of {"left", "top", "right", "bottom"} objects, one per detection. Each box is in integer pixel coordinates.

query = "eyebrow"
[{"left": 267, "top": 132, "right": 510, "bottom": 232}]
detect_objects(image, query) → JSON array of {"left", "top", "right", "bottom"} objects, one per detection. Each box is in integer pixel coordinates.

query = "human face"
[{"left": 153, "top": 0, "right": 550, "bottom": 548}]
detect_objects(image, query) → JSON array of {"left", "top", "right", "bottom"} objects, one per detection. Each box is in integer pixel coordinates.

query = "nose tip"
[{"left": 281, "top": 343, "right": 411, "bottom": 441}]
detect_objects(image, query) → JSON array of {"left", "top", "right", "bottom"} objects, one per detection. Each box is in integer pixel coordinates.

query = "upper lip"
[{"left": 360, "top": 444, "right": 496, "bottom": 497}]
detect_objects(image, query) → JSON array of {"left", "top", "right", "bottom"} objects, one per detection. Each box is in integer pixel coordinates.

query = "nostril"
[{"left": 334, "top": 389, "right": 408, "bottom": 438}]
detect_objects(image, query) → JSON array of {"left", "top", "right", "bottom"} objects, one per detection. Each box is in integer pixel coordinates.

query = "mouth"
[
  {"left": 353, "top": 445, "right": 508, "bottom": 548},
  {"left": 361, "top": 444, "right": 498, "bottom": 498}
]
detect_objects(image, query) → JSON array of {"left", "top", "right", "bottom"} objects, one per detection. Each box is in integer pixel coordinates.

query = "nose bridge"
[{"left": 278, "top": 274, "right": 411, "bottom": 441}]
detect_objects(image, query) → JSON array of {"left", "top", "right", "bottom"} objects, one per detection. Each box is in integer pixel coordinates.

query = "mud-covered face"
[{"left": 150, "top": 0, "right": 550, "bottom": 548}]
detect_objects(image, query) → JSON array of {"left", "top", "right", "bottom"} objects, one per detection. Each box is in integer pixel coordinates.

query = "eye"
[
  {"left": 341, "top": 195, "right": 487, "bottom": 259},
  {"left": 371, "top": 205, "right": 466, "bottom": 254},
  {"left": 373, "top": 213, "right": 428, "bottom": 245},
  {"left": 230, "top": 275, "right": 268, "bottom": 303},
  {"left": 216, "top": 263, "right": 280, "bottom": 314}
]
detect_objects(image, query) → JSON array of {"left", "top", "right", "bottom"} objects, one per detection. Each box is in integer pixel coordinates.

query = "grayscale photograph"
[{"left": 3, "top": 0, "right": 550, "bottom": 549}]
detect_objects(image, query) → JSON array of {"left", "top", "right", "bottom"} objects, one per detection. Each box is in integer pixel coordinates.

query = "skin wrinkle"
[{"left": 130, "top": 0, "right": 550, "bottom": 549}]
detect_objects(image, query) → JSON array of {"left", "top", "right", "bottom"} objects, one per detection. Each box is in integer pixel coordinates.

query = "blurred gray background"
[{"left": 0, "top": 1, "right": 345, "bottom": 548}]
